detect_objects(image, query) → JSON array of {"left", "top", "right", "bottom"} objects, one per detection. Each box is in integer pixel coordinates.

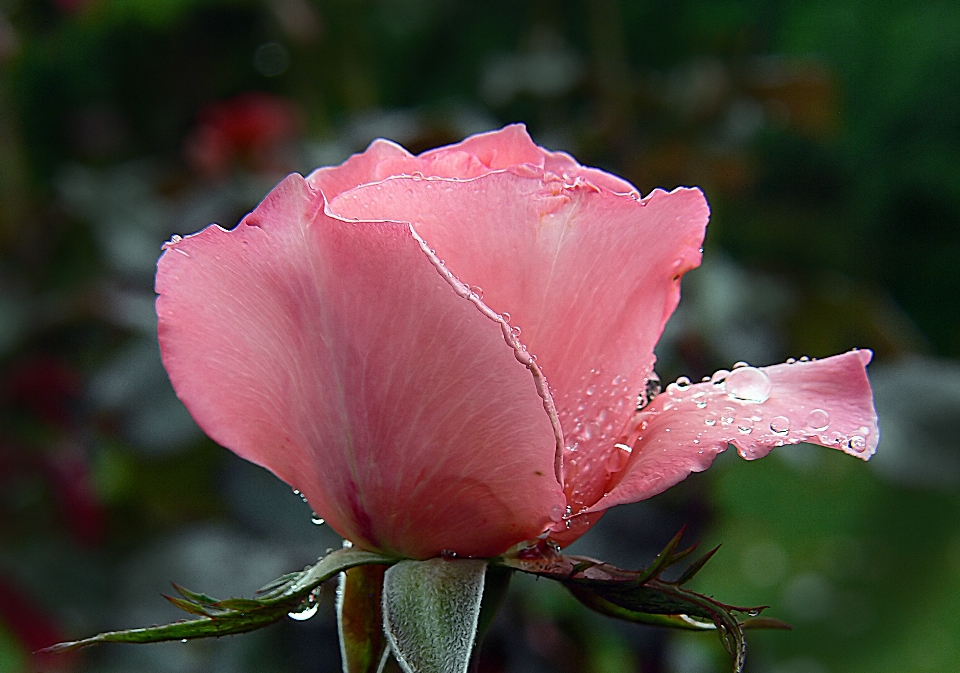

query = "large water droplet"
[
  {"left": 501, "top": 311, "right": 511, "bottom": 322},
  {"left": 737, "top": 417, "right": 754, "bottom": 434},
  {"left": 732, "top": 361, "right": 750, "bottom": 369},
  {"left": 311, "top": 513, "right": 325, "bottom": 525},
  {"left": 725, "top": 367, "right": 772, "bottom": 403},
  {"left": 770, "top": 416, "right": 790, "bottom": 435},
  {"left": 806, "top": 408, "right": 830, "bottom": 431},
  {"left": 470, "top": 286, "right": 483, "bottom": 299}
]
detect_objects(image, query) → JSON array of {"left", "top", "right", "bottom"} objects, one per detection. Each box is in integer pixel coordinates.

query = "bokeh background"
[{"left": 1, "top": 1, "right": 959, "bottom": 671}]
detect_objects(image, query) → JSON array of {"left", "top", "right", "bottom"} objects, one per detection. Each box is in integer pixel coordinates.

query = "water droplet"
[
  {"left": 511, "top": 325, "right": 522, "bottom": 337},
  {"left": 770, "top": 416, "right": 790, "bottom": 435},
  {"left": 470, "top": 286, "right": 483, "bottom": 299},
  {"left": 701, "top": 375, "right": 711, "bottom": 382},
  {"left": 311, "top": 513, "right": 325, "bottom": 525},
  {"left": 586, "top": 385, "right": 597, "bottom": 396},
  {"left": 577, "top": 402, "right": 587, "bottom": 412},
  {"left": 737, "top": 417, "right": 754, "bottom": 434},
  {"left": 720, "top": 409, "right": 735, "bottom": 426},
  {"left": 696, "top": 400, "right": 708, "bottom": 409},
  {"left": 288, "top": 600, "right": 319, "bottom": 621},
  {"left": 612, "top": 374, "right": 625, "bottom": 386},
  {"left": 583, "top": 422, "right": 600, "bottom": 440},
  {"left": 675, "top": 376, "right": 691, "bottom": 390},
  {"left": 605, "top": 444, "right": 632, "bottom": 471},
  {"left": 848, "top": 435, "right": 867, "bottom": 453},
  {"left": 549, "top": 504, "right": 564, "bottom": 522},
  {"left": 725, "top": 367, "right": 772, "bottom": 403},
  {"left": 704, "top": 413, "right": 718, "bottom": 426},
  {"left": 732, "top": 361, "right": 750, "bottom": 369},
  {"left": 640, "top": 374, "right": 661, "bottom": 407},
  {"left": 597, "top": 409, "right": 608, "bottom": 423},
  {"left": 747, "top": 608, "right": 762, "bottom": 617},
  {"left": 181, "top": 639, "right": 188, "bottom": 643},
  {"left": 799, "top": 355, "right": 810, "bottom": 362},
  {"left": 806, "top": 409, "right": 830, "bottom": 431},
  {"left": 441, "top": 549, "right": 458, "bottom": 559},
  {"left": 501, "top": 311, "right": 511, "bottom": 322},
  {"left": 711, "top": 369, "right": 730, "bottom": 385}
]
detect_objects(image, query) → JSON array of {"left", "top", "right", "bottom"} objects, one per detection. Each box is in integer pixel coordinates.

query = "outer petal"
[
  {"left": 156, "top": 174, "right": 564, "bottom": 559},
  {"left": 586, "top": 350, "right": 879, "bottom": 514},
  {"left": 329, "top": 172, "right": 709, "bottom": 511},
  {"left": 305, "top": 139, "right": 421, "bottom": 200}
]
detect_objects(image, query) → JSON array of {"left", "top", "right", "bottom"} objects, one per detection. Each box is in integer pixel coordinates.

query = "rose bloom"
[{"left": 156, "top": 125, "right": 877, "bottom": 560}]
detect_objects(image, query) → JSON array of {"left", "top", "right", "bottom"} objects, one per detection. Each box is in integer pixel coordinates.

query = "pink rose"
[{"left": 156, "top": 125, "right": 877, "bottom": 560}]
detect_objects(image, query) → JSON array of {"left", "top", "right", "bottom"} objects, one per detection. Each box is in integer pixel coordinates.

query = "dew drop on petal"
[
  {"left": 786, "top": 357, "right": 796, "bottom": 364},
  {"left": 848, "top": 435, "right": 867, "bottom": 453},
  {"left": 720, "top": 409, "right": 735, "bottom": 426},
  {"left": 501, "top": 311, "right": 511, "bottom": 322},
  {"left": 725, "top": 367, "right": 772, "bottom": 403},
  {"left": 470, "top": 286, "right": 483, "bottom": 299},
  {"left": 549, "top": 504, "right": 564, "bottom": 522},
  {"left": 770, "top": 416, "right": 791, "bottom": 435},
  {"left": 310, "top": 513, "right": 325, "bottom": 525},
  {"left": 704, "top": 413, "right": 718, "bottom": 426},
  {"left": 586, "top": 385, "right": 597, "bottom": 396},
  {"left": 737, "top": 417, "right": 754, "bottom": 434},
  {"left": 711, "top": 369, "right": 730, "bottom": 385},
  {"left": 806, "top": 408, "right": 830, "bottom": 431},
  {"left": 732, "top": 361, "right": 750, "bottom": 369}
]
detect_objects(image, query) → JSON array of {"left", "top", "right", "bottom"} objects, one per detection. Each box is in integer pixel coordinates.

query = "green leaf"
[
  {"left": 499, "top": 550, "right": 765, "bottom": 673},
  {"left": 338, "top": 564, "right": 388, "bottom": 673},
  {"left": 41, "top": 546, "right": 397, "bottom": 654},
  {"left": 673, "top": 545, "right": 722, "bottom": 586},
  {"left": 382, "top": 558, "right": 487, "bottom": 673}
]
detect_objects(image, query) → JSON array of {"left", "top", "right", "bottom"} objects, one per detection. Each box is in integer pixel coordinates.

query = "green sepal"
[
  {"left": 382, "top": 558, "right": 488, "bottom": 673},
  {"left": 497, "top": 530, "right": 790, "bottom": 673},
  {"left": 673, "top": 545, "right": 722, "bottom": 586},
  {"left": 338, "top": 564, "right": 388, "bottom": 673},
  {"left": 41, "top": 546, "right": 397, "bottom": 654}
]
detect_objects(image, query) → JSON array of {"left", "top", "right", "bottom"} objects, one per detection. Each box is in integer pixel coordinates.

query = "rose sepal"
[
  {"left": 38, "top": 546, "right": 397, "bottom": 654},
  {"left": 495, "top": 531, "right": 792, "bottom": 673}
]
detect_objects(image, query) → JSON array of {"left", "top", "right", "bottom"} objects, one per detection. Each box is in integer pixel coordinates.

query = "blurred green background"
[{"left": 1, "top": 1, "right": 958, "bottom": 672}]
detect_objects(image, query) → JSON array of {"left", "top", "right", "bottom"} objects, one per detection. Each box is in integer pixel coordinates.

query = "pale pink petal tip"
[{"left": 588, "top": 349, "right": 879, "bottom": 513}]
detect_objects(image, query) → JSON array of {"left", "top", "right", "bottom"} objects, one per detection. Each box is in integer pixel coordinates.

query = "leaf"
[
  {"left": 41, "top": 546, "right": 397, "bottom": 654},
  {"left": 339, "top": 564, "right": 388, "bottom": 673},
  {"left": 382, "top": 558, "right": 487, "bottom": 673},
  {"left": 673, "top": 545, "right": 721, "bottom": 586},
  {"left": 499, "top": 550, "right": 764, "bottom": 673}
]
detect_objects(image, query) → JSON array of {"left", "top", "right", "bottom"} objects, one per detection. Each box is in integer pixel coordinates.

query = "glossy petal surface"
[
  {"left": 589, "top": 350, "right": 879, "bottom": 513},
  {"left": 156, "top": 174, "right": 563, "bottom": 559},
  {"left": 330, "top": 172, "right": 708, "bottom": 511}
]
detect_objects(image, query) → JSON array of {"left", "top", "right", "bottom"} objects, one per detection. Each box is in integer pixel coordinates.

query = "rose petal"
[
  {"left": 306, "top": 139, "right": 421, "bottom": 200},
  {"left": 329, "top": 171, "right": 708, "bottom": 511},
  {"left": 586, "top": 350, "right": 879, "bottom": 514},
  {"left": 156, "top": 174, "right": 564, "bottom": 559}
]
